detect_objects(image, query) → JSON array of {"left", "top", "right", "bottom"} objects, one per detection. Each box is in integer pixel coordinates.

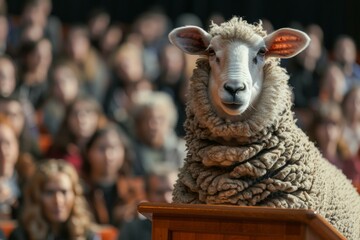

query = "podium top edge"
[{"left": 137, "top": 202, "right": 318, "bottom": 221}]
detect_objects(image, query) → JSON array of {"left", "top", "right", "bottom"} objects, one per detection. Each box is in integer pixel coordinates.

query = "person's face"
[
  {"left": 162, "top": 45, "right": 185, "bottom": 75},
  {"left": 0, "top": 101, "right": 25, "bottom": 137},
  {"left": 68, "top": 101, "right": 99, "bottom": 139},
  {"left": 0, "top": 16, "right": 8, "bottom": 43},
  {"left": 0, "top": 125, "right": 19, "bottom": 177},
  {"left": 147, "top": 175, "right": 172, "bottom": 203},
  {"left": 53, "top": 66, "right": 79, "bottom": 104},
  {"left": 41, "top": 173, "right": 75, "bottom": 224},
  {"left": 315, "top": 119, "right": 341, "bottom": 146},
  {"left": 345, "top": 89, "right": 360, "bottom": 120},
  {"left": 88, "top": 130, "right": 125, "bottom": 180},
  {"left": 137, "top": 106, "right": 171, "bottom": 148},
  {"left": 67, "top": 30, "right": 90, "bottom": 62},
  {"left": 100, "top": 26, "right": 122, "bottom": 54},
  {"left": 37, "top": 39, "right": 52, "bottom": 70},
  {"left": 335, "top": 38, "right": 357, "bottom": 65},
  {"left": 114, "top": 50, "right": 143, "bottom": 82},
  {"left": 324, "top": 67, "right": 346, "bottom": 102},
  {"left": 0, "top": 59, "right": 16, "bottom": 97},
  {"left": 22, "top": 5, "right": 46, "bottom": 27}
]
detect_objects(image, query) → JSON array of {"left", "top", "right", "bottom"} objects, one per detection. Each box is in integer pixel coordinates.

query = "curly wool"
[{"left": 173, "top": 17, "right": 360, "bottom": 239}]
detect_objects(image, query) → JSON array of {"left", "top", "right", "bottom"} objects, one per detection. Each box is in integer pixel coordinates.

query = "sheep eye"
[
  {"left": 208, "top": 48, "right": 215, "bottom": 56},
  {"left": 257, "top": 47, "right": 267, "bottom": 57}
]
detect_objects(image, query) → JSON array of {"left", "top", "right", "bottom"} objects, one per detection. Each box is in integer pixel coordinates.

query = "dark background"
[{"left": 6, "top": 0, "right": 360, "bottom": 51}]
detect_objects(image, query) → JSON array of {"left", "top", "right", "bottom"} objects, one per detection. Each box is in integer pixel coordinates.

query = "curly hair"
[{"left": 21, "top": 159, "right": 95, "bottom": 240}]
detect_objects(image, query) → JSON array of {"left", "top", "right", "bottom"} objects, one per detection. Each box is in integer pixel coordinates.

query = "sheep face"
[
  {"left": 207, "top": 35, "right": 266, "bottom": 118},
  {"left": 169, "top": 20, "right": 310, "bottom": 121}
]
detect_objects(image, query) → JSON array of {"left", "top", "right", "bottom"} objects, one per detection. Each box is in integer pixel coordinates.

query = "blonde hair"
[{"left": 21, "top": 159, "right": 95, "bottom": 240}]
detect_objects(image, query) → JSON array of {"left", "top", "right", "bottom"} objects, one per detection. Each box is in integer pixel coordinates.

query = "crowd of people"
[{"left": 0, "top": 0, "right": 359, "bottom": 239}]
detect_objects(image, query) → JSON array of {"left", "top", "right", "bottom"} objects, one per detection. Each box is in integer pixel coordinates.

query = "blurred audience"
[
  {"left": 65, "top": 25, "right": 109, "bottom": 103},
  {"left": 0, "top": 55, "right": 17, "bottom": 98},
  {"left": 317, "top": 63, "right": 347, "bottom": 106},
  {"left": 287, "top": 24, "right": 322, "bottom": 108},
  {"left": 87, "top": 8, "right": 111, "bottom": 51},
  {"left": 17, "top": 37, "right": 52, "bottom": 110},
  {"left": 287, "top": 24, "right": 328, "bottom": 129},
  {"left": 0, "top": 115, "right": 22, "bottom": 220},
  {"left": 46, "top": 96, "right": 107, "bottom": 173},
  {"left": 341, "top": 86, "right": 360, "bottom": 157},
  {"left": 104, "top": 41, "right": 152, "bottom": 134},
  {"left": 0, "top": 14, "right": 8, "bottom": 55},
  {"left": 333, "top": 35, "right": 360, "bottom": 91},
  {"left": 99, "top": 23, "right": 124, "bottom": 62},
  {"left": 0, "top": 96, "right": 41, "bottom": 159},
  {"left": 82, "top": 124, "right": 143, "bottom": 226},
  {"left": 155, "top": 43, "right": 187, "bottom": 136},
  {"left": 308, "top": 101, "right": 350, "bottom": 170},
  {"left": 118, "top": 172, "right": 173, "bottom": 240},
  {"left": 131, "top": 91, "right": 185, "bottom": 176},
  {"left": 40, "top": 58, "right": 81, "bottom": 138},
  {"left": 132, "top": 9, "right": 170, "bottom": 81},
  {"left": 9, "top": 159, "right": 98, "bottom": 240},
  {"left": 8, "top": 0, "right": 62, "bottom": 56}
]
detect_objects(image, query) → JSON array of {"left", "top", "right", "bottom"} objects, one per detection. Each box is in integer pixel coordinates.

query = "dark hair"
[
  {"left": 51, "top": 95, "right": 107, "bottom": 152},
  {"left": 82, "top": 123, "right": 134, "bottom": 177}
]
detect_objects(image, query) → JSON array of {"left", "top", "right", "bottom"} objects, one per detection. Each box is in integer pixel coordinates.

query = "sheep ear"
[
  {"left": 168, "top": 26, "right": 212, "bottom": 55},
  {"left": 264, "top": 28, "right": 310, "bottom": 59}
]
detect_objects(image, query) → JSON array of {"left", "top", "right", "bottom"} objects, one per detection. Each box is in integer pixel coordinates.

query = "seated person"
[
  {"left": 0, "top": 114, "right": 24, "bottom": 220},
  {"left": 118, "top": 172, "right": 173, "bottom": 240},
  {"left": 82, "top": 124, "right": 144, "bottom": 226},
  {"left": 9, "top": 159, "right": 98, "bottom": 240}
]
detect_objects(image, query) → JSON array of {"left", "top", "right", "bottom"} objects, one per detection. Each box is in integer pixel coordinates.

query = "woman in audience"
[
  {"left": 0, "top": 114, "right": 23, "bottom": 220},
  {"left": 9, "top": 159, "right": 98, "bottom": 240},
  {"left": 0, "top": 55, "right": 38, "bottom": 148},
  {"left": 341, "top": 86, "right": 360, "bottom": 158},
  {"left": 46, "top": 96, "right": 107, "bottom": 173},
  {"left": 82, "top": 124, "right": 143, "bottom": 227},
  {"left": 103, "top": 41, "right": 152, "bottom": 134},
  {"left": 333, "top": 35, "right": 360, "bottom": 91},
  {"left": 65, "top": 25, "right": 109, "bottom": 103},
  {"left": 0, "top": 55, "right": 17, "bottom": 98},
  {"left": 0, "top": 96, "right": 41, "bottom": 159},
  {"left": 155, "top": 43, "right": 188, "bottom": 137},
  {"left": 118, "top": 172, "right": 173, "bottom": 240},
  {"left": 17, "top": 37, "right": 52, "bottom": 110},
  {"left": 317, "top": 63, "right": 347, "bottom": 106},
  {"left": 308, "top": 101, "right": 351, "bottom": 170},
  {"left": 39, "top": 58, "right": 82, "bottom": 138},
  {"left": 131, "top": 91, "right": 185, "bottom": 176},
  {"left": 98, "top": 24, "right": 123, "bottom": 62}
]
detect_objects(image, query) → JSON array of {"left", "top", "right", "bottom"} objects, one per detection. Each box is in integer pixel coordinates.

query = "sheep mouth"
[{"left": 223, "top": 103, "right": 242, "bottom": 110}]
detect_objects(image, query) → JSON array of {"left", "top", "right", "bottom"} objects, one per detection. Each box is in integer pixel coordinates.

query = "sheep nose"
[{"left": 224, "top": 83, "right": 246, "bottom": 95}]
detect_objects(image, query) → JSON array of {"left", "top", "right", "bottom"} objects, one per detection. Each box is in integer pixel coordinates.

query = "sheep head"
[{"left": 169, "top": 19, "right": 310, "bottom": 121}]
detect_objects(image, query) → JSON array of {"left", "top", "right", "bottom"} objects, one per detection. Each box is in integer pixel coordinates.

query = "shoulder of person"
[{"left": 8, "top": 226, "right": 28, "bottom": 240}]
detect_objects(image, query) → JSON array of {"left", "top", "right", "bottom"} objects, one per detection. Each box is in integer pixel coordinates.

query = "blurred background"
[{"left": 7, "top": 0, "right": 360, "bottom": 49}]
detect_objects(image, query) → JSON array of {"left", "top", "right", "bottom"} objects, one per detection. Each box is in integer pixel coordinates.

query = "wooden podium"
[{"left": 138, "top": 202, "right": 346, "bottom": 240}]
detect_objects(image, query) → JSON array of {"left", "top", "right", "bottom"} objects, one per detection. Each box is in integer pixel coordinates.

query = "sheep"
[{"left": 168, "top": 17, "right": 360, "bottom": 239}]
